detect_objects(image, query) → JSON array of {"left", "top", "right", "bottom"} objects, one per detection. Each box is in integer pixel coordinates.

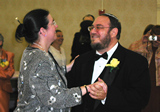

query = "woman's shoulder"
[
  {"left": 2, "top": 49, "right": 14, "bottom": 56},
  {"left": 22, "top": 47, "right": 51, "bottom": 63}
]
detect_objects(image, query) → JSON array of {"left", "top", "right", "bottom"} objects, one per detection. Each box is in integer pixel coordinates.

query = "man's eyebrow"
[
  {"left": 96, "top": 24, "right": 103, "bottom": 26},
  {"left": 91, "top": 24, "right": 103, "bottom": 27}
]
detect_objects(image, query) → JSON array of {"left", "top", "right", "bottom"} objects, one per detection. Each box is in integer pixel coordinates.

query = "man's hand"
[{"left": 88, "top": 78, "right": 108, "bottom": 100}]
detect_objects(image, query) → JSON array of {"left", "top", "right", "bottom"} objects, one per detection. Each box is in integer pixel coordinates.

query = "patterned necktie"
[{"left": 94, "top": 52, "right": 108, "bottom": 61}]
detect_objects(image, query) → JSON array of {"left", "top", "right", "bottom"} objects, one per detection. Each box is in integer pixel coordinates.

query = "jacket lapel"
[
  {"left": 103, "top": 66, "right": 119, "bottom": 85},
  {"left": 82, "top": 51, "right": 96, "bottom": 84},
  {"left": 94, "top": 66, "right": 119, "bottom": 110},
  {"left": 93, "top": 43, "right": 124, "bottom": 110},
  {"left": 102, "top": 43, "right": 124, "bottom": 85}
]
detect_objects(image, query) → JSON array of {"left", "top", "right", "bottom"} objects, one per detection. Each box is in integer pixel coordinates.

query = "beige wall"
[
  {"left": 157, "top": 0, "right": 160, "bottom": 24},
  {"left": 0, "top": 0, "right": 157, "bottom": 70}
]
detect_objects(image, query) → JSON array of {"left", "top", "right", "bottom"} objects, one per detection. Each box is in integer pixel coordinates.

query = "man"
[
  {"left": 66, "top": 13, "right": 151, "bottom": 112},
  {"left": 0, "top": 33, "right": 15, "bottom": 112}
]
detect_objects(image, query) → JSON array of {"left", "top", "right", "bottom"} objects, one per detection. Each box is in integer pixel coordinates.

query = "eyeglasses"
[
  {"left": 50, "top": 20, "right": 57, "bottom": 26},
  {"left": 57, "top": 35, "right": 63, "bottom": 37},
  {"left": 88, "top": 25, "right": 112, "bottom": 32}
]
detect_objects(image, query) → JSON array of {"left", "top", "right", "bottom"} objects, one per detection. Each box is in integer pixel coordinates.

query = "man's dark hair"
[{"left": 100, "top": 13, "right": 121, "bottom": 40}]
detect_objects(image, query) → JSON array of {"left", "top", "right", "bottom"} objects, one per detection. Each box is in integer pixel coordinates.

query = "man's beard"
[{"left": 91, "top": 34, "right": 111, "bottom": 50}]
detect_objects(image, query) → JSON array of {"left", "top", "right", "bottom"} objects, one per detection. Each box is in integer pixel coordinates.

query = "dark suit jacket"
[{"left": 66, "top": 44, "right": 151, "bottom": 112}]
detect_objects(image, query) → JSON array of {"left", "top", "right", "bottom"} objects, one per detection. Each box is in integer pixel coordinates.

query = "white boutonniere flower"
[{"left": 106, "top": 58, "right": 120, "bottom": 73}]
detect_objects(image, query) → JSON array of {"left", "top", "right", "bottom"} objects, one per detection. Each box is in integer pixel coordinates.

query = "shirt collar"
[{"left": 96, "top": 42, "right": 118, "bottom": 60}]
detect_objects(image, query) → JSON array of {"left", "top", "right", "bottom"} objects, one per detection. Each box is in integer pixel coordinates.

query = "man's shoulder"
[
  {"left": 76, "top": 50, "right": 95, "bottom": 62},
  {"left": 80, "top": 50, "right": 95, "bottom": 57},
  {"left": 124, "top": 46, "right": 148, "bottom": 65},
  {"left": 118, "top": 44, "right": 147, "bottom": 62}
]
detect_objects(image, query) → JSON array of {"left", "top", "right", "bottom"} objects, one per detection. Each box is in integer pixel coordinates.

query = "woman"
[
  {"left": 0, "top": 34, "right": 15, "bottom": 112},
  {"left": 50, "top": 30, "right": 66, "bottom": 66},
  {"left": 14, "top": 8, "right": 107, "bottom": 112},
  {"left": 14, "top": 9, "right": 91, "bottom": 112}
]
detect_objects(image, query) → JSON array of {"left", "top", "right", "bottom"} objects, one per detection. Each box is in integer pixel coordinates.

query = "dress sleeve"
[{"left": 29, "top": 61, "right": 82, "bottom": 109}]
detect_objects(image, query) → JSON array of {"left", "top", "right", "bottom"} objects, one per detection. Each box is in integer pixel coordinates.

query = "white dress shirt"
[
  {"left": 91, "top": 43, "right": 118, "bottom": 84},
  {"left": 91, "top": 43, "right": 118, "bottom": 104}
]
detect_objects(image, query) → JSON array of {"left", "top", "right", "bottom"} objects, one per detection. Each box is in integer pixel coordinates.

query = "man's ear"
[
  {"left": 110, "top": 28, "right": 118, "bottom": 38},
  {"left": 39, "top": 27, "right": 47, "bottom": 36}
]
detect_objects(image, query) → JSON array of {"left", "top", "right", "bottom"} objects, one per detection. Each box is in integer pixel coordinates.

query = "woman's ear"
[
  {"left": 110, "top": 28, "right": 118, "bottom": 38},
  {"left": 39, "top": 27, "right": 47, "bottom": 36}
]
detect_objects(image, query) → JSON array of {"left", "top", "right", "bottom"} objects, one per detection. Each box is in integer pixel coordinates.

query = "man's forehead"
[{"left": 93, "top": 16, "right": 110, "bottom": 26}]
